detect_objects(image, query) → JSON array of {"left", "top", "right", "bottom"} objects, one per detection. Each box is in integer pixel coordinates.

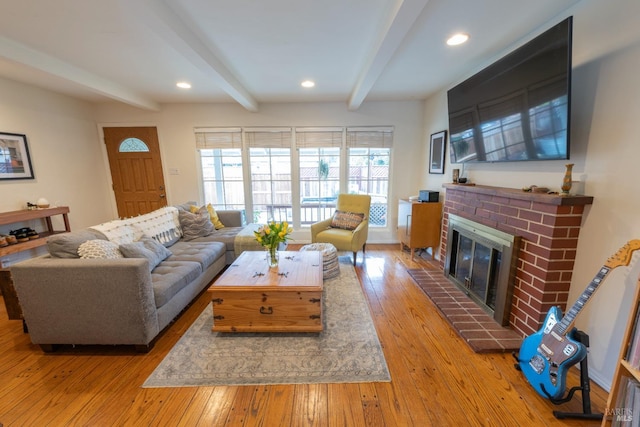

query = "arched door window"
[{"left": 119, "top": 138, "right": 150, "bottom": 152}]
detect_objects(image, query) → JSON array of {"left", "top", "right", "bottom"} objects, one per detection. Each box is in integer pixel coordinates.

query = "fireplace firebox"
[{"left": 445, "top": 214, "right": 521, "bottom": 326}]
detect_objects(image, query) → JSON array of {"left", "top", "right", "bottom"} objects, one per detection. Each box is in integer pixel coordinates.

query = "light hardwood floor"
[{"left": 0, "top": 244, "right": 608, "bottom": 426}]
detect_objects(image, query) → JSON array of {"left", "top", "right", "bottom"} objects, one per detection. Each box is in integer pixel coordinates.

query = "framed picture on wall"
[
  {"left": 429, "top": 130, "right": 447, "bottom": 174},
  {"left": 0, "top": 132, "right": 35, "bottom": 180}
]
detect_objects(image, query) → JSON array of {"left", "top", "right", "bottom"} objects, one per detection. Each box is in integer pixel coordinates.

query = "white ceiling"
[{"left": 0, "top": 0, "right": 593, "bottom": 112}]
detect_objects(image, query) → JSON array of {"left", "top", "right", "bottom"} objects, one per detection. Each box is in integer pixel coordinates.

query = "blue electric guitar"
[{"left": 517, "top": 239, "right": 640, "bottom": 400}]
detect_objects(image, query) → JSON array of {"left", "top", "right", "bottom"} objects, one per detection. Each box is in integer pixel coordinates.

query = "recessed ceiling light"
[
  {"left": 301, "top": 80, "right": 315, "bottom": 88},
  {"left": 447, "top": 33, "right": 469, "bottom": 46},
  {"left": 176, "top": 81, "right": 192, "bottom": 89}
]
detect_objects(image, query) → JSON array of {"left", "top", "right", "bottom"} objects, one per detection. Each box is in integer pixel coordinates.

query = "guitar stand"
[{"left": 545, "top": 330, "right": 603, "bottom": 420}]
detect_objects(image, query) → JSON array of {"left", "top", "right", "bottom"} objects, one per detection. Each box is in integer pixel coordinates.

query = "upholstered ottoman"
[{"left": 299, "top": 242, "right": 340, "bottom": 279}]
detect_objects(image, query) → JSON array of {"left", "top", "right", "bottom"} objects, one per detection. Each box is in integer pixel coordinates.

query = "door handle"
[{"left": 159, "top": 194, "right": 166, "bottom": 198}]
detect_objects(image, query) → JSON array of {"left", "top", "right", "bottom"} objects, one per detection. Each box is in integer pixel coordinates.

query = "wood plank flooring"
[{"left": 0, "top": 244, "right": 608, "bottom": 426}]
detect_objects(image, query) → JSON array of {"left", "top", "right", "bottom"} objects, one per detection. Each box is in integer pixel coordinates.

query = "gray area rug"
[{"left": 143, "top": 256, "right": 391, "bottom": 387}]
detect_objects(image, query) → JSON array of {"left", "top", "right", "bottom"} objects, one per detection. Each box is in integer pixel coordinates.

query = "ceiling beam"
[
  {"left": 347, "top": 0, "right": 430, "bottom": 111},
  {"left": 0, "top": 35, "right": 160, "bottom": 111},
  {"left": 136, "top": 0, "right": 259, "bottom": 112}
]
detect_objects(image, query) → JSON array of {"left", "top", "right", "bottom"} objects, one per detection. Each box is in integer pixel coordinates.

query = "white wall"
[
  {"left": 94, "top": 101, "right": 425, "bottom": 243},
  {"left": 0, "top": 78, "right": 113, "bottom": 264},
  {"left": 420, "top": 90, "right": 450, "bottom": 192},
  {"left": 422, "top": 0, "right": 640, "bottom": 390}
]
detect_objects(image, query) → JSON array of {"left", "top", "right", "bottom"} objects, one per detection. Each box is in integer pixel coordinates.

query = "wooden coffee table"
[{"left": 207, "top": 250, "right": 323, "bottom": 333}]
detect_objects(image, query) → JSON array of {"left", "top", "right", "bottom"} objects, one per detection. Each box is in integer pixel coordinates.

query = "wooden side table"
[{"left": 0, "top": 270, "right": 27, "bottom": 332}]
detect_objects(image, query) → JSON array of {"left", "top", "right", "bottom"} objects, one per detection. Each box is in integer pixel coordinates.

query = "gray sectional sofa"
[{"left": 10, "top": 204, "right": 262, "bottom": 352}]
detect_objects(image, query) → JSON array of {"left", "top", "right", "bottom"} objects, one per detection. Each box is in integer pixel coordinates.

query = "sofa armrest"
[
  {"left": 217, "top": 210, "right": 246, "bottom": 228},
  {"left": 349, "top": 219, "right": 369, "bottom": 251},
  {"left": 11, "top": 256, "right": 160, "bottom": 346},
  {"left": 310, "top": 218, "right": 333, "bottom": 242}
]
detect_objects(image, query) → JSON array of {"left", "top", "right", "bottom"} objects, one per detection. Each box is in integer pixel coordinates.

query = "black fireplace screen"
[
  {"left": 449, "top": 233, "right": 501, "bottom": 312},
  {"left": 445, "top": 214, "right": 520, "bottom": 326}
]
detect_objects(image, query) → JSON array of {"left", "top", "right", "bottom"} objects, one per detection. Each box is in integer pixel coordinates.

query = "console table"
[{"left": 0, "top": 206, "right": 71, "bottom": 325}]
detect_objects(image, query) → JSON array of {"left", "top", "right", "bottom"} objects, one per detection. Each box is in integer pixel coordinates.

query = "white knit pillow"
[{"left": 78, "top": 239, "right": 123, "bottom": 259}]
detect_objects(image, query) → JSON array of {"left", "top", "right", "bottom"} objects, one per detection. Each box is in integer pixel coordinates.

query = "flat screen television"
[{"left": 448, "top": 17, "right": 572, "bottom": 163}]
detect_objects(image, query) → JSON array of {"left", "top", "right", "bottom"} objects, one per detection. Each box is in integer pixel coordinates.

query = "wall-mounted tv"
[{"left": 448, "top": 17, "right": 572, "bottom": 163}]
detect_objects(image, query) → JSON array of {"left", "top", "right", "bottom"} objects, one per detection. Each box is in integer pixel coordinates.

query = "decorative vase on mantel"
[
  {"left": 561, "top": 163, "right": 574, "bottom": 195},
  {"left": 267, "top": 246, "right": 279, "bottom": 268}
]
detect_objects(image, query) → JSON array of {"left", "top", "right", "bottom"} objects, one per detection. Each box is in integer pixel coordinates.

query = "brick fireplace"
[{"left": 439, "top": 184, "right": 593, "bottom": 337}]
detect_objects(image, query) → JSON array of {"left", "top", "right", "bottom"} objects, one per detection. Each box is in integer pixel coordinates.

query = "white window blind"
[
  {"left": 295, "top": 127, "right": 343, "bottom": 148},
  {"left": 245, "top": 128, "right": 292, "bottom": 148},
  {"left": 194, "top": 128, "right": 242, "bottom": 149},
  {"left": 346, "top": 127, "right": 394, "bottom": 148}
]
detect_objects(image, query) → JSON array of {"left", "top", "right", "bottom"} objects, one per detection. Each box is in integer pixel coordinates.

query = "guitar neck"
[{"left": 557, "top": 266, "right": 611, "bottom": 334}]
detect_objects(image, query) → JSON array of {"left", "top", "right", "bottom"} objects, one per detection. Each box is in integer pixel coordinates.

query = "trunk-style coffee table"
[{"left": 207, "top": 250, "right": 323, "bottom": 333}]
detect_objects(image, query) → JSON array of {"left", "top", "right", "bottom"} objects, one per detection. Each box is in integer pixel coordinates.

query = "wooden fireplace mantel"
[{"left": 442, "top": 183, "right": 594, "bottom": 207}]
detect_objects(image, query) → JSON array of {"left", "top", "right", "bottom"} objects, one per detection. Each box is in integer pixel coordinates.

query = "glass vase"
[{"left": 267, "top": 246, "right": 279, "bottom": 268}]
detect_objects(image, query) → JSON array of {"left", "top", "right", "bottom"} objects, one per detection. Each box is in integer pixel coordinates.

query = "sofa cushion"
[
  {"left": 330, "top": 210, "right": 365, "bottom": 231},
  {"left": 77, "top": 239, "right": 124, "bottom": 259},
  {"left": 168, "top": 241, "right": 225, "bottom": 270},
  {"left": 179, "top": 207, "right": 214, "bottom": 240},
  {"left": 151, "top": 260, "right": 202, "bottom": 308},
  {"left": 47, "top": 229, "right": 107, "bottom": 258},
  {"left": 189, "top": 226, "right": 244, "bottom": 253},
  {"left": 119, "top": 236, "right": 172, "bottom": 272}
]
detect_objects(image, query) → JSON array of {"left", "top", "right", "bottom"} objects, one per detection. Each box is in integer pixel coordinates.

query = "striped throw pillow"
[
  {"left": 179, "top": 207, "right": 214, "bottom": 240},
  {"left": 330, "top": 210, "right": 365, "bottom": 231}
]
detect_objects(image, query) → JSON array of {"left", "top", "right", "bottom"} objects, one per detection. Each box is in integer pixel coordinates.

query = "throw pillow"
[
  {"left": 330, "top": 210, "right": 365, "bottom": 231},
  {"left": 78, "top": 239, "right": 123, "bottom": 259},
  {"left": 189, "top": 204, "right": 225, "bottom": 230},
  {"left": 179, "top": 207, "right": 214, "bottom": 240},
  {"left": 119, "top": 236, "right": 172, "bottom": 271},
  {"left": 48, "top": 229, "right": 106, "bottom": 258},
  {"left": 175, "top": 201, "right": 198, "bottom": 212},
  {"left": 206, "top": 204, "right": 225, "bottom": 230}
]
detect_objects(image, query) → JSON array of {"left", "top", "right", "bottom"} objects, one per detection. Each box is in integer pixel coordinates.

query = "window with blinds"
[
  {"left": 296, "top": 128, "right": 342, "bottom": 225},
  {"left": 194, "top": 126, "right": 393, "bottom": 228},
  {"left": 196, "top": 128, "right": 244, "bottom": 210},
  {"left": 244, "top": 128, "right": 292, "bottom": 224},
  {"left": 346, "top": 127, "right": 392, "bottom": 227}
]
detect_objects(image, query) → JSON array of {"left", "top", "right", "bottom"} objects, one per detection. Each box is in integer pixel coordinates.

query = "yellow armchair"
[{"left": 310, "top": 194, "right": 371, "bottom": 266}]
